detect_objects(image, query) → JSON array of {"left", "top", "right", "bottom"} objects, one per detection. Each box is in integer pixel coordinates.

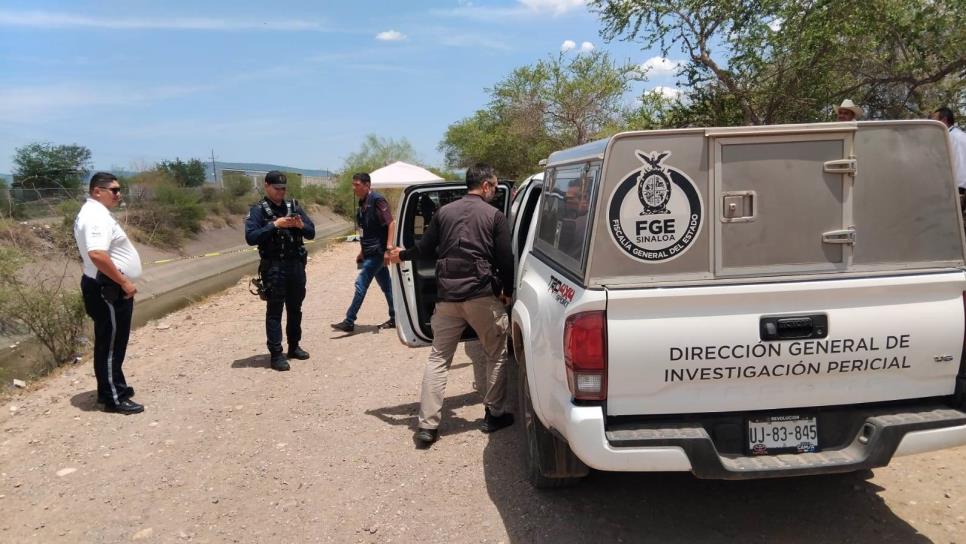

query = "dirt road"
[{"left": 1, "top": 242, "right": 964, "bottom": 543}]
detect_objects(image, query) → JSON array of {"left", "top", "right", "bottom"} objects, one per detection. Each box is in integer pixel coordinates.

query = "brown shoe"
[{"left": 330, "top": 320, "right": 355, "bottom": 333}]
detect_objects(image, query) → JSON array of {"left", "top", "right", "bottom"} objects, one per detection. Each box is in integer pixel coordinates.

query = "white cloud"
[
  {"left": 0, "top": 10, "right": 329, "bottom": 31},
  {"left": 518, "top": 0, "right": 588, "bottom": 15},
  {"left": 647, "top": 86, "right": 683, "bottom": 100},
  {"left": 438, "top": 34, "right": 511, "bottom": 51},
  {"left": 375, "top": 29, "right": 406, "bottom": 42},
  {"left": 432, "top": 0, "right": 587, "bottom": 20},
  {"left": 639, "top": 56, "right": 682, "bottom": 77},
  {"left": 561, "top": 40, "right": 576, "bottom": 52},
  {"left": 0, "top": 84, "right": 214, "bottom": 123},
  {"left": 579, "top": 41, "right": 594, "bottom": 53},
  {"left": 767, "top": 17, "right": 783, "bottom": 31}
]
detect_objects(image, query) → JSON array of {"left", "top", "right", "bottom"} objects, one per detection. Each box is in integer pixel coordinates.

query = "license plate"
[{"left": 747, "top": 415, "right": 818, "bottom": 455}]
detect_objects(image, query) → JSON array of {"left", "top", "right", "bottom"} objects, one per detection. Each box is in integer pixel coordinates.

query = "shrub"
[
  {"left": 200, "top": 185, "right": 217, "bottom": 202},
  {"left": 127, "top": 180, "right": 206, "bottom": 248},
  {"left": 0, "top": 247, "right": 86, "bottom": 369},
  {"left": 219, "top": 176, "right": 253, "bottom": 215},
  {"left": 51, "top": 199, "right": 82, "bottom": 254},
  {"left": 299, "top": 184, "right": 335, "bottom": 207},
  {"left": 223, "top": 175, "right": 253, "bottom": 198},
  {"left": 329, "top": 176, "right": 356, "bottom": 217},
  {"left": 0, "top": 182, "right": 12, "bottom": 218}
]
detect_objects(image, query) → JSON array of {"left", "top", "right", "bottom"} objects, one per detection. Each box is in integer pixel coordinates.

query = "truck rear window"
[{"left": 535, "top": 162, "right": 600, "bottom": 274}]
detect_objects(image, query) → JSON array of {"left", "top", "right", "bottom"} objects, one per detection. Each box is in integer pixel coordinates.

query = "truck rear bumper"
[{"left": 554, "top": 390, "right": 966, "bottom": 479}]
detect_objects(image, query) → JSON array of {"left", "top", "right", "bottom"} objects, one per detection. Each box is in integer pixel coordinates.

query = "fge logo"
[
  {"left": 607, "top": 150, "right": 703, "bottom": 263},
  {"left": 636, "top": 218, "right": 676, "bottom": 243}
]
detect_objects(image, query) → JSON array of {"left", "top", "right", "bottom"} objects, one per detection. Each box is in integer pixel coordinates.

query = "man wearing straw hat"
[{"left": 836, "top": 99, "right": 863, "bottom": 121}]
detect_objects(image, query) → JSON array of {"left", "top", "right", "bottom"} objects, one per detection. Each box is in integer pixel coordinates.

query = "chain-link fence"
[{"left": 1, "top": 187, "right": 86, "bottom": 220}]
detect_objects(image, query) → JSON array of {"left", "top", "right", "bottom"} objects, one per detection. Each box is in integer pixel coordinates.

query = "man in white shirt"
[
  {"left": 931, "top": 107, "right": 966, "bottom": 193},
  {"left": 73, "top": 172, "right": 144, "bottom": 414}
]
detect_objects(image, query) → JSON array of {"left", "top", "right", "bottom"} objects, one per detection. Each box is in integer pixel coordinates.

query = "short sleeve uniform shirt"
[
  {"left": 74, "top": 198, "right": 142, "bottom": 280},
  {"left": 949, "top": 126, "right": 966, "bottom": 190}
]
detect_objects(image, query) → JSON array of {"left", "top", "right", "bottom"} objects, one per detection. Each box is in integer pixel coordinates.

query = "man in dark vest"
[
  {"left": 245, "top": 171, "right": 316, "bottom": 371},
  {"left": 388, "top": 163, "right": 514, "bottom": 448},
  {"left": 331, "top": 172, "right": 395, "bottom": 332}
]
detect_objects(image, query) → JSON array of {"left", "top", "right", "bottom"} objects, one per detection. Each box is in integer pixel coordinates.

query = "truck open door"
[
  {"left": 391, "top": 182, "right": 512, "bottom": 347},
  {"left": 508, "top": 174, "right": 543, "bottom": 296}
]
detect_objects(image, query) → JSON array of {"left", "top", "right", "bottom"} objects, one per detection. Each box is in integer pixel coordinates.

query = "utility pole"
[{"left": 210, "top": 149, "right": 221, "bottom": 188}]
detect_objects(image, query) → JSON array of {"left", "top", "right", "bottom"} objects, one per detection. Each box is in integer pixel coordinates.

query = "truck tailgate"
[{"left": 605, "top": 272, "right": 966, "bottom": 416}]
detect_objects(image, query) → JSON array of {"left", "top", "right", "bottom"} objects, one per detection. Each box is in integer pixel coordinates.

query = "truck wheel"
[{"left": 518, "top": 356, "right": 589, "bottom": 488}]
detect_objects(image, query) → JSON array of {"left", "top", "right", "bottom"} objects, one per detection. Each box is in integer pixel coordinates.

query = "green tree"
[
  {"left": 592, "top": 0, "right": 966, "bottom": 126},
  {"left": 439, "top": 51, "right": 640, "bottom": 178},
  {"left": 441, "top": 109, "right": 554, "bottom": 180},
  {"left": 12, "top": 142, "right": 92, "bottom": 190},
  {"left": 332, "top": 135, "right": 419, "bottom": 216},
  {"left": 158, "top": 158, "right": 207, "bottom": 187}
]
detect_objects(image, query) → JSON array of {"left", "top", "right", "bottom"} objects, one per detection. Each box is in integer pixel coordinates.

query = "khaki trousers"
[{"left": 418, "top": 295, "right": 509, "bottom": 430}]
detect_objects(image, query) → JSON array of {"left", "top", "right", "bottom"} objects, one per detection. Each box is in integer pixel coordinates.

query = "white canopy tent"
[{"left": 368, "top": 161, "right": 444, "bottom": 188}]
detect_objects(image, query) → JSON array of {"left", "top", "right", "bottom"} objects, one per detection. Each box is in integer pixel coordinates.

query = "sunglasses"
[{"left": 98, "top": 186, "right": 122, "bottom": 195}]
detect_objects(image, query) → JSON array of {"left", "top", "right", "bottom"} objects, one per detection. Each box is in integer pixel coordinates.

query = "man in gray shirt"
[{"left": 389, "top": 163, "right": 514, "bottom": 448}]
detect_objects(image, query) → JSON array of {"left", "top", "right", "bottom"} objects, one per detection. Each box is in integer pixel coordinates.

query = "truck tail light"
[{"left": 564, "top": 310, "right": 607, "bottom": 401}]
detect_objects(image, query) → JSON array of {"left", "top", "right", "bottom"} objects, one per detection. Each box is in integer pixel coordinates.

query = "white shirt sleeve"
[
  {"left": 82, "top": 213, "right": 112, "bottom": 252},
  {"left": 951, "top": 128, "right": 966, "bottom": 190}
]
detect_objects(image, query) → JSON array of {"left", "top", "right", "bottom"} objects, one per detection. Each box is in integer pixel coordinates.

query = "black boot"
[
  {"left": 270, "top": 352, "right": 290, "bottom": 371},
  {"left": 413, "top": 428, "right": 439, "bottom": 449},
  {"left": 378, "top": 319, "right": 396, "bottom": 329},
  {"left": 480, "top": 407, "right": 514, "bottom": 433},
  {"left": 287, "top": 346, "right": 310, "bottom": 360}
]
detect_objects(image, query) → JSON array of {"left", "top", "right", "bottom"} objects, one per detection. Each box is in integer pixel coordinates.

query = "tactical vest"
[{"left": 258, "top": 198, "right": 306, "bottom": 261}]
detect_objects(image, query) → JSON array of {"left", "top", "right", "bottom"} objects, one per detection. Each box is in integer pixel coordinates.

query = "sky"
[{"left": 0, "top": 0, "right": 682, "bottom": 176}]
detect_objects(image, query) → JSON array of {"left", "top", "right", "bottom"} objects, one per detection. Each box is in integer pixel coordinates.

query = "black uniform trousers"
[
  {"left": 80, "top": 275, "right": 134, "bottom": 406},
  {"left": 261, "top": 258, "right": 307, "bottom": 353}
]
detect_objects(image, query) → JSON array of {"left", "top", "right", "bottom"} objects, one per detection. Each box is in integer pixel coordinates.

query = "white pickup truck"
[{"left": 391, "top": 120, "right": 966, "bottom": 488}]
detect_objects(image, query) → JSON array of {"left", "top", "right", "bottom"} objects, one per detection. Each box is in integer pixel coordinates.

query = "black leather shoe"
[
  {"left": 287, "top": 346, "right": 310, "bottom": 360},
  {"left": 270, "top": 353, "right": 290, "bottom": 371},
  {"left": 378, "top": 319, "right": 396, "bottom": 329},
  {"left": 413, "top": 428, "right": 439, "bottom": 449},
  {"left": 330, "top": 320, "right": 355, "bottom": 333},
  {"left": 103, "top": 399, "right": 144, "bottom": 414},
  {"left": 480, "top": 408, "right": 514, "bottom": 433}
]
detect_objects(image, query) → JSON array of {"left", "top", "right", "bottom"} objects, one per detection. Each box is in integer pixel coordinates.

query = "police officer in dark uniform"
[{"left": 245, "top": 171, "right": 316, "bottom": 371}]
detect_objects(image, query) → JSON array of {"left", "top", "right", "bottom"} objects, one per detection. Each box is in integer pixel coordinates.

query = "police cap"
[{"left": 265, "top": 170, "right": 287, "bottom": 187}]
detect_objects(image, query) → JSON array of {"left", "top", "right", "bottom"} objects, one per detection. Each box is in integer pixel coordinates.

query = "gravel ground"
[{"left": 1, "top": 242, "right": 964, "bottom": 543}]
